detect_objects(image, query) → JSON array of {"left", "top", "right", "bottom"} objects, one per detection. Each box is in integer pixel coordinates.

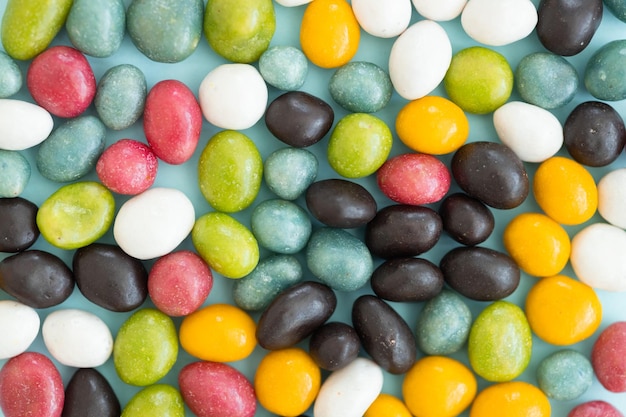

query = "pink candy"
[
  {"left": 568, "top": 400, "right": 624, "bottom": 417},
  {"left": 96, "top": 138, "right": 158, "bottom": 195},
  {"left": 591, "top": 321, "right": 626, "bottom": 392}
]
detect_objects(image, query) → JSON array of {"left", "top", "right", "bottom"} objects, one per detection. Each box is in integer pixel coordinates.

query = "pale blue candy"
[
  {"left": 585, "top": 40, "right": 626, "bottom": 101},
  {"left": 0, "top": 51, "right": 22, "bottom": 98},
  {"left": 264, "top": 147, "right": 318, "bottom": 200},
  {"left": 516, "top": 52, "right": 578, "bottom": 109},
  {"left": 0, "top": 150, "right": 30, "bottom": 197},
  {"left": 329, "top": 61, "right": 393, "bottom": 113},
  {"left": 536, "top": 349, "right": 593, "bottom": 401},
  {"left": 66, "top": 0, "right": 126, "bottom": 57},
  {"left": 259, "top": 45, "right": 308, "bottom": 91},
  {"left": 604, "top": 0, "right": 626, "bottom": 22},
  {"left": 95, "top": 64, "right": 147, "bottom": 131},
  {"left": 251, "top": 199, "right": 312, "bottom": 254}
]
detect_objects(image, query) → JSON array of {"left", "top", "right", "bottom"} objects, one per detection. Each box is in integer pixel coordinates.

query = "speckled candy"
[
  {"left": 96, "top": 139, "right": 158, "bottom": 195},
  {"left": 264, "top": 147, "right": 318, "bottom": 200},
  {"left": 329, "top": 62, "right": 393, "bottom": 113},
  {"left": 66, "top": 0, "right": 126, "bottom": 57},
  {"left": 605, "top": 0, "right": 626, "bottom": 22},
  {"left": 585, "top": 40, "right": 626, "bottom": 101},
  {"left": 568, "top": 400, "right": 624, "bottom": 417},
  {"left": 591, "top": 321, "right": 626, "bottom": 392},
  {"left": 95, "top": 64, "right": 147, "bottom": 131},
  {"left": 0, "top": 150, "right": 30, "bottom": 197},
  {"left": 0, "top": 51, "right": 21, "bottom": 98},
  {"left": 536, "top": 349, "right": 593, "bottom": 400},
  {"left": 121, "top": 385, "right": 184, "bottom": 417},
  {"left": 251, "top": 199, "right": 312, "bottom": 254},
  {"left": 259, "top": 45, "right": 308, "bottom": 91}
]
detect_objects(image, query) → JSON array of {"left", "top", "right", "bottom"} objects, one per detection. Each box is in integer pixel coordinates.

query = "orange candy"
[
  {"left": 470, "top": 381, "right": 551, "bottom": 417},
  {"left": 300, "top": 0, "right": 360, "bottom": 68},
  {"left": 364, "top": 393, "right": 412, "bottom": 417}
]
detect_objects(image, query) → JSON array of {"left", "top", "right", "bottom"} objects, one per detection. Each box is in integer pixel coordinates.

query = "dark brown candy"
[
  {"left": 265, "top": 91, "right": 334, "bottom": 147},
  {"left": 564, "top": 101, "right": 626, "bottom": 167},
  {"left": 537, "top": 0, "right": 602, "bottom": 56},
  {"left": 439, "top": 192, "right": 495, "bottom": 246},
  {"left": 305, "top": 178, "right": 377, "bottom": 228},
  {"left": 256, "top": 281, "right": 337, "bottom": 350},
  {"left": 440, "top": 246, "right": 520, "bottom": 301},
  {"left": 365, "top": 204, "right": 442, "bottom": 259},
  {"left": 308, "top": 321, "right": 361, "bottom": 371},
  {"left": 0, "top": 197, "right": 39, "bottom": 252},
  {"left": 371, "top": 257, "right": 444, "bottom": 302},
  {"left": 352, "top": 295, "right": 417, "bottom": 374},
  {"left": 62, "top": 368, "right": 121, "bottom": 417},
  {"left": 451, "top": 141, "right": 529, "bottom": 210},
  {"left": 73, "top": 243, "right": 148, "bottom": 312},
  {"left": 0, "top": 250, "right": 74, "bottom": 308}
]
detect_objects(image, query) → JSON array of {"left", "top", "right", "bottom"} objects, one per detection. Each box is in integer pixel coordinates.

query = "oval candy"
[
  {"left": 591, "top": 321, "right": 626, "bottom": 393},
  {"left": 0, "top": 99, "right": 53, "bottom": 151},
  {"left": 0, "top": 300, "right": 40, "bottom": 360},
  {"left": 0, "top": 196, "right": 39, "bottom": 252},
  {"left": 461, "top": 0, "right": 537, "bottom": 46},
  {"left": 95, "top": 64, "right": 147, "bottom": 131},
  {"left": 0, "top": 150, "right": 30, "bottom": 197},
  {"left": 351, "top": 0, "right": 411, "bottom": 38},
  {"left": 305, "top": 179, "right": 377, "bottom": 228},
  {"left": 66, "top": 0, "right": 125, "bottom": 57},
  {"left": 122, "top": 384, "right": 184, "bottom": 417},
  {"left": 309, "top": 322, "right": 361, "bottom": 371},
  {"left": 0, "top": 51, "right": 22, "bottom": 98},
  {"left": 63, "top": 368, "right": 121, "bottom": 417},
  {"left": 439, "top": 193, "right": 495, "bottom": 246},
  {"left": 371, "top": 257, "right": 444, "bottom": 302}
]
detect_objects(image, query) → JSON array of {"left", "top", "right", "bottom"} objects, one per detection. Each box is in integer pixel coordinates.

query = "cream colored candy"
[
  {"left": 352, "top": 0, "right": 412, "bottom": 38},
  {"left": 412, "top": 0, "right": 467, "bottom": 21},
  {"left": 0, "top": 99, "right": 53, "bottom": 151},
  {"left": 461, "top": 0, "right": 538, "bottom": 46},
  {"left": 598, "top": 168, "right": 626, "bottom": 229},
  {"left": 0, "top": 300, "right": 40, "bottom": 359}
]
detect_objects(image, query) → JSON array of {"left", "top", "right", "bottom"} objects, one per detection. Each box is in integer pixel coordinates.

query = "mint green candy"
[
  {"left": 66, "top": 0, "right": 126, "bottom": 57},
  {"left": 329, "top": 61, "right": 392, "bottom": 113},
  {"left": 259, "top": 45, "right": 308, "bottom": 91},
  {"left": 0, "top": 150, "right": 30, "bottom": 197},
  {"left": 0, "top": 51, "right": 22, "bottom": 98},
  {"left": 95, "top": 64, "right": 147, "bottom": 131},
  {"left": 121, "top": 384, "right": 184, "bottom": 417}
]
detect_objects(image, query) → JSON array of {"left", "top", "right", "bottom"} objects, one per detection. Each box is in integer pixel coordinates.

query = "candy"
[
  {"left": 179, "top": 303, "right": 257, "bottom": 362},
  {"left": 94, "top": 64, "right": 147, "bottom": 131},
  {"left": 0, "top": 197, "right": 38, "bottom": 252},
  {"left": 0, "top": 151, "right": 30, "bottom": 197},
  {"left": 411, "top": 0, "right": 467, "bottom": 21},
  {"left": 306, "top": 228, "right": 373, "bottom": 292},
  {"left": 204, "top": 0, "right": 275, "bottom": 63},
  {"left": 113, "top": 308, "right": 178, "bottom": 386},
  {"left": 63, "top": 368, "right": 121, "bottom": 417},
  {"left": 460, "top": 0, "right": 537, "bottom": 46},
  {"left": 370, "top": 257, "right": 444, "bottom": 302},
  {"left": 591, "top": 321, "right": 626, "bottom": 392},
  {"left": 127, "top": 0, "right": 203, "bottom": 63},
  {"left": 352, "top": 295, "right": 417, "bottom": 374},
  {"left": 65, "top": 0, "right": 125, "bottom": 58},
  {"left": 468, "top": 301, "right": 532, "bottom": 381},
  {"left": 121, "top": 384, "right": 184, "bottom": 417},
  {"left": 42, "top": 308, "right": 113, "bottom": 368},
  {"left": 265, "top": 91, "right": 334, "bottom": 148},
  {"left": 568, "top": 401, "right": 624, "bottom": 417},
  {"left": 36, "top": 115, "right": 106, "bottom": 182},
  {"left": 328, "top": 61, "right": 393, "bottom": 113},
  {"left": 256, "top": 281, "right": 336, "bottom": 350},
  {"left": 585, "top": 40, "right": 626, "bottom": 101},
  {"left": 305, "top": 179, "right": 377, "bottom": 228},
  {"left": 308, "top": 322, "right": 361, "bottom": 371},
  {"left": 252, "top": 199, "right": 312, "bottom": 254},
  {"left": 365, "top": 205, "right": 442, "bottom": 259},
  {"left": 73, "top": 243, "right": 148, "bottom": 312},
  {"left": 598, "top": 168, "right": 626, "bottom": 228},
  {"left": 388, "top": 20, "right": 451, "bottom": 100},
  {"left": 469, "top": 381, "right": 550, "bottom": 417},
  {"left": 113, "top": 187, "right": 195, "bottom": 260},
  {"left": 258, "top": 45, "right": 308, "bottom": 91},
  {"left": 0, "top": 352, "right": 64, "bottom": 417},
  {"left": 438, "top": 193, "right": 494, "bottom": 246},
  {"left": 0, "top": 99, "right": 53, "bottom": 151},
  {"left": 264, "top": 147, "right": 318, "bottom": 200},
  {"left": 605, "top": 0, "right": 626, "bottom": 22},
  {"left": 254, "top": 347, "right": 321, "bottom": 416},
  {"left": 536, "top": 349, "right": 593, "bottom": 400},
  {"left": 351, "top": 0, "right": 411, "bottom": 38},
  {"left": 0, "top": 300, "right": 39, "bottom": 359},
  {"left": 0, "top": 51, "right": 21, "bottom": 98},
  {"left": 198, "top": 130, "right": 262, "bottom": 212},
  {"left": 96, "top": 139, "right": 158, "bottom": 195},
  {"left": 364, "top": 393, "right": 412, "bottom": 417}
]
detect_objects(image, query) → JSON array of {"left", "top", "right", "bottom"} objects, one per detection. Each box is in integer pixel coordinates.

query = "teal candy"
[
  {"left": 329, "top": 61, "right": 393, "bottom": 113},
  {"left": 232, "top": 254, "right": 303, "bottom": 311},
  {"left": 0, "top": 150, "right": 30, "bottom": 197},
  {"left": 250, "top": 199, "right": 312, "bottom": 254},
  {"left": 416, "top": 289, "right": 472, "bottom": 355},
  {"left": 585, "top": 40, "right": 626, "bottom": 101},
  {"left": 0, "top": 51, "right": 22, "bottom": 98},
  {"left": 259, "top": 45, "right": 308, "bottom": 91},
  {"left": 536, "top": 349, "right": 593, "bottom": 401},
  {"left": 127, "top": 0, "right": 204, "bottom": 63},
  {"left": 516, "top": 52, "right": 579, "bottom": 109},
  {"left": 95, "top": 64, "right": 147, "bottom": 130},
  {"left": 66, "top": 0, "right": 126, "bottom": 57},
  {"left": 604, "top": 0, "right": 626, "bottom": 22},
  {"left": 36, "top": 116, "right": 106, "bottom": 183},
  {"left": 264, "top": 147, "right": 318, "bottom": 200}
]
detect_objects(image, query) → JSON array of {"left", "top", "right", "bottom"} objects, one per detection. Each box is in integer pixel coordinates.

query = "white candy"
[
  {"left": 571, "top": 223, "right": 626, "bottom": 292},
  {"left": 598, "top": 168, "right": 626, "bottom": 229},
  {"left": 313, "top": 357, "right": 383, "bottom": 417},
  {"left": 42, "top": 309, "right": 113, "bottom": 368},
  {"left": 198, "top": 63, "right": 268, "bottom": 130},
  {"left": 493, "top": 101, "right": 563, "bottom": 163},
  {"left": 389, "top": 20, "right": 452, "bottom": 100},
  {"left": 0, "top": 99, "right": 53, "bottom": 151},
  {"left": 275, "top": 0, "right": 312, "bottom": 6},
  {"left": 461, "top": 0, "right": 538, "bottom": 46},
  {"left": 352, "top": 0, "right": 412, "bottom": 38},
  {"left": 113, "top": 187, "right": 195, "bottom": 260},
  {"left": 412, "top": 0, "right": 467, "bottom": 21},
  {"left": 0, "top": 300, "right": 40, "bottom": 359}
]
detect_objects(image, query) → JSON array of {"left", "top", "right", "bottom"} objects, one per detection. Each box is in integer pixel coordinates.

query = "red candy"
[
  {"left": 377, "top": 153, "right": 451, "bottom": 205},
  {"left": 179, "top": 361, "right": 256, "bottom": 417},
  {"left": 0, "top": 352, "right": 65, "bottom": 417},
  {"left": 568, "top": 400, "right": 624, "bottom": 417},
  {"left": 96, "top": 139, "right": 158, "bottom": 195},
  {"left": 26, "top": 45, "right": 96, "bottom": 118},
  {"left": 148, "top": 250, "right": 213, "bottom": 317},
  {"left": 591, "top": 321, "right": 626, "bottom": 392},
  {"left": 144, "top": 80, "right": 203, "bottom": 165}
]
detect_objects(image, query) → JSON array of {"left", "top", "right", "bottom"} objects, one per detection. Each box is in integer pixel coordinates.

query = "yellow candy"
[
  {"left": 470, "top": 381, "right": 551, "bottom": 417},
  {"left": 179, "top": 303, "right": 256, "bottom": 362},
  {"left": 525, "top": 274, "right": 602, "bottom": 345},
  {"left": 254, "top": 347, "right": 321, "bottom": 417},
  {"left": 503, "top": 212, "right": 571, "bottom": 277},
  {"left": 402, "top": 356, "right": 477, "bottom": 417},
  {"left": 364, "top": 393, "right": 412, "bottom": 417},
  {"left": 533, "top": 156, "right": 598, "bottom": 225}
]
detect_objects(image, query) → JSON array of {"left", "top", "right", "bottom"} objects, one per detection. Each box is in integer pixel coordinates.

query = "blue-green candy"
[
  {"left": 251, "top": 199, "right": 312, "bottom": 254},
  {"left": 95, "top": 64, "right": 147, "bottom": 131},
  {"left": 66, "top": 0, "right": 126, "bottom": 57},
  {"left": 0, "top": 150, "right": 30, "bottom": 197},
  {"left": 516, "top": 52, "right": 578, "bottom": 109},
  {"left": 36, "top": 115, "right": 106, "bottom": 183},
  {"left": 264, "top": 147, "right": 318, "bottom": 200},
  {"left": 536, "top": 349, "right": 593, "bottom": 401},
  {"left": 604, "top": 0, "right": 626, "bottom": 22},
  {"left": 585, "top": 40, "right": 626, "bottom": 101},
  {"left": 259, "top": 46, "right": 308, "bottom": 91},
  {"left": 329, "top": 61, "right": 393, "bottom": 113},
  {"left": 0, "top": 51, "right": 22, "bottom": 98}
]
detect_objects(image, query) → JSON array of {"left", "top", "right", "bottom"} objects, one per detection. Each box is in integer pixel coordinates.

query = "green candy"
[
  {"left": 198, "top": 130, "right": 263, "bottom": 213},
  {"left": 95, "top": 64, "right": 147, "bottom": 131},
  {"left": 516, "top": 52, "right": 578, "bottom": 110},
  {"left": 36, "top": 181, "right": 115, "bottom": 250},
  {"left": 585, "top": 39, "right": 626, "bottom": 101},
  {"left": 1, "top": 0, "right": 72, "bottom": 60},
  {"left": 66, "top": 0, "right": 126, "bottom": 58},
  {"left": 192, "top": 212, "right": 260, "bottom": 279},
  {"left": 113, "top": 309, "right": 178, "bottom": 386},
  {"left": 0, "top": 51, "right": 22, "bottom": 98},
  {"left": 0, "top": 150, "right": 30, "bottom": 198},
  {"left": 204, "top": 0, "right": 276, "bottom": 63},
  {"left": 121, "top": 384, "right": 184, "bottom": 417}
]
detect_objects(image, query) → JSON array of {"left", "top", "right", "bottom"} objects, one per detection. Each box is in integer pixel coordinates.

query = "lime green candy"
[
  {"left": 192, "top": 212, "right": 259, "bottom": 279},
  {"left": 1, "top": 0, "right": 72, "bottom": 60},
  {"left": 204, "top": 0, "right": 276, "bottom": 63},
  {"left": 198, "top": 130, "right": 263, "bottom": 213},
  {"left": 113, "top": 309, "right": 178, "bottom": 386},
  {"left": 444, "top": 46, "right": 513, "bottom": 114},
  {"left": 468, "top": 300, "right": 532, "bottom": 382},
  {"left": 327, "top": 113, "right": 393, "bottom": 178},
  {"left": 121, "top": 384, "right": 184, "bottom": 417},
  {"left": 36, "top": 181, "right": 115, "bottom": 250}
]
